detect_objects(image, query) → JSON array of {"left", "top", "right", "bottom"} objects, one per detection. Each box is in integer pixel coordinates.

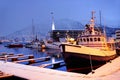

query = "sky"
[{"left": 0, "top": 0, "right": 120, "bottom": 36}]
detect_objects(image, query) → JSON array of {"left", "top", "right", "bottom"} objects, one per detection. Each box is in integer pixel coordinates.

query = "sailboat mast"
[
  {"left": 51, "top": 12, "right": 55, "bottom": 30},
  {"left": 32, "top": 19, "right": 35, "bottom": 40},
  {"left": 99, "top": 10, "right": 102, "bottom": 27}
]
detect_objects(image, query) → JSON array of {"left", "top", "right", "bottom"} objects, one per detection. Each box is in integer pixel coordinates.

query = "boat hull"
[
  {"left": 7, "top": 44, "right": 23, "bottom": 48},
  {"left": 44, "top": 41, "right": 61, "bottom": 50},
  {"left": 61, "top": 44, "right": 116, "bottom": 74}
]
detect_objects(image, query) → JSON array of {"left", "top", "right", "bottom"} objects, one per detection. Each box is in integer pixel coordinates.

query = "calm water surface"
[{"left": 0, "top": 44, "right": 67, "bottom": 78}]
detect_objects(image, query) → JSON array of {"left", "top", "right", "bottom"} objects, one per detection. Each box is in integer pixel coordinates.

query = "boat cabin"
[{"left": 77, "top": 11, "right": 115, "bottom": 51}]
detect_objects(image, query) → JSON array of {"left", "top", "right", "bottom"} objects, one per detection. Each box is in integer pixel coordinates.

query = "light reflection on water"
[{"left": 0, "top": 44, "right": 66, "bottom": 71}]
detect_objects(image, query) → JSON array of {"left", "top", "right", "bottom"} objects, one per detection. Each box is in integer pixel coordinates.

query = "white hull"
[{"left": 44, "top": 41, "right": 61, "bottom": 50}]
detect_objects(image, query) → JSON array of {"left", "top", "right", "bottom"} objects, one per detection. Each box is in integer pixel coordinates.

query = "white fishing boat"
[
  {"left": 44, "top": 36, "right": 75, "bottom": 50},
  {"left": 60, "top": 11, "right": 117, "bottom": 74},
  {"left": 44, "top": 40, "right": 61, "bottom": 50}
]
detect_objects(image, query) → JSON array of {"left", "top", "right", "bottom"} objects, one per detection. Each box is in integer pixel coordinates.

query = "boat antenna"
[
  {"left": 99, "top": 10, "right": 102, "bottom": 27},
  {"left": 51, "top": 12, "right": 55, "bottom": 30},
  {"left": 104, "top": 24, "right": 107, "bottom": 40},
  {"left": 90, "top": 11, "right": 95, "bottom": 35}
]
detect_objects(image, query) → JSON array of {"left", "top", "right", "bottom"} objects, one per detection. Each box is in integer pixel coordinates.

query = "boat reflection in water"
[{"left": 61, "top": 11, "right": 117, "bottom": 74}]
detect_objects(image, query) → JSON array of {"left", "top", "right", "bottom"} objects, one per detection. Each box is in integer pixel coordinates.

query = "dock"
[
  {"left": 0, "top": 54, "right": 34, "bottom": 62},
  {"left": 0, "top": 57, "right": 120, "bottom": 79},
  {"left": 13, "top": 56, "right": 50, "bottom": 63},
  {"left": 39, "top": 60, "right": 64, "bottom": 68},
  {"left": 0, "top": 71, "right": 13, "bottom": 79}
]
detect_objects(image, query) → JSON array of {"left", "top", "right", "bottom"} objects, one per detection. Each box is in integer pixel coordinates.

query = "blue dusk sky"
[{"left": 0, "top": 0, "right": 120, "bottom": 36}]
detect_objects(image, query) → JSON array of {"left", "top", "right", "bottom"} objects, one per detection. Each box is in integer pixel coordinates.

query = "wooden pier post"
[
  {"left": 11, "top": 57, "right": 18, "bottom": 61},
  {"left": 53, "top": 63, "right": 60, "bottom": 68},
  {"left": 28, "top": 55, "right": 35, "bottom": 64}
]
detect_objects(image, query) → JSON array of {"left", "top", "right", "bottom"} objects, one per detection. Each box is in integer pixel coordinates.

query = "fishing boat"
[{"left": 60, "top": 11, "right": 116, "bottom": 74}]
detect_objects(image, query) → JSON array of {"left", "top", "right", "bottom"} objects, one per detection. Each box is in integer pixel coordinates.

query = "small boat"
[
  {"left": 6, "top": 43, "right": 23, "bottom": 48},
  {"left": 44, "top": 40, "right": 61, "bottom": 50},
  {"left": 25, "top": 36, "right": 45, "bottom": 49},
  {"left": 44, "top": 36, "right": 75, "bottom": 50},
  {"left": 60, "top": 11, "right": 117, "bottom": 74}
]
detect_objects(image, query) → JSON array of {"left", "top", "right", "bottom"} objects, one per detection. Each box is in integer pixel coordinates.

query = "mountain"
[
  {"left": 105, "top": 26, "right": 120, "bottom": 37},
  {"left": 1, "top": 19, "right": 120, "bottom": 40},
  {"left": 55, "top": 19, "right": 84, "bottom": 30}
]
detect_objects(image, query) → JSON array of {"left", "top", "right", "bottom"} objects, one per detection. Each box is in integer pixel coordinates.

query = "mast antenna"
[
  {"left": 90, "top": 11, "right": 95, "bottom": 35},
  {"left": 99, "top": 10, "right": 102, "bottom": 27}
]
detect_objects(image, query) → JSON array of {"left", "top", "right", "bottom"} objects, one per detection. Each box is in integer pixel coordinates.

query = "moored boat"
[
  {"left": 44, "top": 36, "right": 75, "bottom": 50},
  {"left": 60, "top": 11, "right": 117, "bottom": 74},
  {"left": 6, "top": 43, "right": 23, "bottom": 48},
  {"left": 25, "top": 36, "right": 45, "bottom": 49}
]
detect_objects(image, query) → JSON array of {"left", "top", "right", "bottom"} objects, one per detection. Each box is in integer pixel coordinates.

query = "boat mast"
[
  {"left": 32, "top": 19, "right": 35, "bottom": 40},
  {"left": 90, "top": 11, "right": 95, "bottom": 35},
  {"left": 51, "top": 12, "right": 55, "bottom": 30},
  {"left": 99, "top": 10, "right": 102, "bottom": 27}
]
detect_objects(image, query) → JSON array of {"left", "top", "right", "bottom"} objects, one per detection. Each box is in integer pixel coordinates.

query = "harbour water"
[{"left": 0, "top": 43, "right": 66, "bottom": 79}]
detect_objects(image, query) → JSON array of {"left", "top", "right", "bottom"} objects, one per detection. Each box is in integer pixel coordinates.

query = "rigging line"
[{"left": 89, "top": 53, "right": 94, "bottom": 74}]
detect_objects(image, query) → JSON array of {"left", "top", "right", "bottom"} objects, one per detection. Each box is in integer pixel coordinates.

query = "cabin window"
[
  {"left": 83, "top": 38, "right": 86, "bottom": 42},
  {"left": 98, "top": 38, "right": 101, "bottom": 41},
  {"left": 80, "top": 38, "right": 82, "bottom": 42},
  {"left": 94, "top": 38, "right": 97, "bottom": 41},
  {"left": 87, "top": 38, "right": 89, "bottom": 42},
  {"left": 90, "top": 38, "right": 93, "bottom": 42}
]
